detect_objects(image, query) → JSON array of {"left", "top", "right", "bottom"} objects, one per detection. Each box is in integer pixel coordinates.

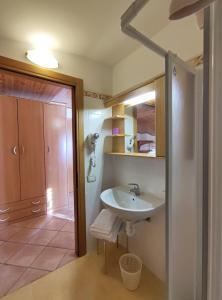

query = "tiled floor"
[
  {"left": 2, "top": 248, "right": 166, "bottom": 300},
  {"left": 0, "top": 215, "right": 77, "bottom": 298}
]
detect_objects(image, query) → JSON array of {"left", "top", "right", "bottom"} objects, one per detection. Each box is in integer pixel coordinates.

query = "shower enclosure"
[{"left": 120, "top": 0, "right": 209, "bottom": 299}]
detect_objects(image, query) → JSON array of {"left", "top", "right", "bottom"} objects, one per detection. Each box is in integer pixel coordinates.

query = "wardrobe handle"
[
  {"left": 32, "top": 208, "right": 41, "bottom": 213},
  {"left": 32, "top": 200, "right": 40, "bottom": 205},
  {"left": 11, "top": 146, "right": 17, "bottom": 155},
  {"left": 20, "top": 145, "right": 25, "bottom": 155},
  {"left": 0, "top": 208, "right": 10, "bottom": 213},
  {"left": 0, "top": 217, "right": 10, "bottom": 223}
]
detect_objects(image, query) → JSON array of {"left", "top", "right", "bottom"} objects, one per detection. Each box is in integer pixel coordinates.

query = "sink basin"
[{"left": 100, "top": 186, "right": 164, "bottom": 222}]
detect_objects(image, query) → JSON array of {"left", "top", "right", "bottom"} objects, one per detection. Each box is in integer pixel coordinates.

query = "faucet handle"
[{"left": 128, "top": 183, "right": 139, "bottom": 188}]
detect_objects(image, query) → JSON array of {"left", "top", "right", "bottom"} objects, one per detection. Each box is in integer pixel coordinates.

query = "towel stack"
[{"left": 90, "top": 209, "right": 122, "bottom": 243}]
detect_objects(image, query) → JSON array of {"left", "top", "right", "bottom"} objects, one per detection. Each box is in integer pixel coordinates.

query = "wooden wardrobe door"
[
  {"left": 18, "top": 99, "right": 45, "bottom": 200},
  {"left": 0, "top": 96, "right": 20, "bottom": 203},
  {"left": 44, "top": 103, "right": 68, "bottom": 210}
]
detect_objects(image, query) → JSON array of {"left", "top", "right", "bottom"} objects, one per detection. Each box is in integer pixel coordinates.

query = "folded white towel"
[
  {"left": 91, "top": 218, "right": 122, "bottom": 243},
  {"left": 90, "top": 209, "right": 122, "bottom": 243},
  {"left": 90, "top": 209, "right": 117, "bottom": 235}
]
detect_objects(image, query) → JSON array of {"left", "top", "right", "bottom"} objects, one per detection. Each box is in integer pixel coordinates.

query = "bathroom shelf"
[
  {"left": 106, "top": 115, "right": 126, "bottom": 120},
  {"left": 109, "top": 134, "right": 132, "bottom": 137},
  {"left": 105, "top": 152, "right": 164, "bottom": 158}
]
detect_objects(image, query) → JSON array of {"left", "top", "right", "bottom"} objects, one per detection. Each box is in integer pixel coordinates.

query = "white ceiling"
[{"left": 0, "top": 0, "right": 170, "bottom": 66}]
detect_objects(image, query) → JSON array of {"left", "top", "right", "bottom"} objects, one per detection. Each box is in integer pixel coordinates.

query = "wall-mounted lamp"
[
  {"left": 123, "top": 91, "right": 156, "bottom": 107},
  {"left": 26, "top": 49, "right": 59, "bottom": 69}
]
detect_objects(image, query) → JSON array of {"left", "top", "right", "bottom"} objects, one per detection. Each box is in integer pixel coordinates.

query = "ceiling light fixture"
[
  {"left": 26, "top": 49, "right": 59, "bottom": 69},
  {"left": 123, "top": 91, "right": 156, "bottom": 107}
]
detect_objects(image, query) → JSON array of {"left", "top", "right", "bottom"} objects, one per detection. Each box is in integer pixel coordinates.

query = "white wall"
[
  {"left": 84, "top": 97, "right": 112, "bottom": 250},
  {"left": 113, "top": 15, "right": 203, "bottom": 94},
  {"left": 0, "top": 37, "right": 112, "bottom": 94}
]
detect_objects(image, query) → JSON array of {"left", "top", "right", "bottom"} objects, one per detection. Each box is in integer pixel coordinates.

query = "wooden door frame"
[{"left": 0, "top": 55, "right": 86, "bottom": 256}]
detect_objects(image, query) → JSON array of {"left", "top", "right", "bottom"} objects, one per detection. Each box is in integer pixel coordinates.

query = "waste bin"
[{"left": 119, "top": 253, "right": 142, "bottom": 291}]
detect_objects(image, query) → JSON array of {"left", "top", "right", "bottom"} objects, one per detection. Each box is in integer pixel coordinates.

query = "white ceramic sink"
[{"left": 100, "top": 186, "right": 164, "bottom": 222}]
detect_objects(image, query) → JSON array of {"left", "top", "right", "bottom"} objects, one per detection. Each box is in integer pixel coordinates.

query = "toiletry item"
[{"left": 112, "top": 127, "right": 120, "bottom": 135}]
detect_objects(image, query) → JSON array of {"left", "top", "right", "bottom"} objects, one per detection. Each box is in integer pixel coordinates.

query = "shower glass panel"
[{"left": 166, "top": 53, "right": 202, "bottom": 300}]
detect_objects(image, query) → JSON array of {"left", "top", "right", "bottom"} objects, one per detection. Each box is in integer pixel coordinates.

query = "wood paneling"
[
  {"left": 0, "top": 69, "right": 72, "bottom": 107},
  {"left": 44, "top": 103, "right": 68, "bottom": 211},
  {"left": 155, "top": 76, "right": 165, "bottom": 157},
  {"left": 18, "top": 99, "right": 46, "bottom": 200},
  {"left": 0, "top": 95, "right": 20, "bottom": 204},
  {"left": 66, "top": 108, "right": 74, "bottom": 194}
]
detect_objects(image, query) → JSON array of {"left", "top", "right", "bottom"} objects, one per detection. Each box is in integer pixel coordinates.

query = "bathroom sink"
[{"left": 100, "top": 186, "right": 164, "bottom": 222}]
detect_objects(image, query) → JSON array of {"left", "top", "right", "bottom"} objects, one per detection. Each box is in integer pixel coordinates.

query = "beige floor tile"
[
  {"left": 9, "top": 268, "right": 49, "bottom": 293},
  {"left": 2, "top": 250, "right": 166, "bottom": 300},
  {"left": 58, "top": 250, "right": 77, "bottom": 268}
]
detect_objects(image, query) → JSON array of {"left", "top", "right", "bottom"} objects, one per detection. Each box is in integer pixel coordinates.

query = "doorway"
[{"left": 0, "top": 57, "right": 85, "bottom": 297}]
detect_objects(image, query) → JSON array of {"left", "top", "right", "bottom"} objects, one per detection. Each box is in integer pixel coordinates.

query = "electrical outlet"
[{"left": 87, "top": 175, "right": 96, "bottom": 183}]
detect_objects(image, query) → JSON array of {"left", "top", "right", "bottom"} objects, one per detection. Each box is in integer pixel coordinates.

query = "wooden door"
[
  {"left": 66, "top": 108, "right": 74, "bottom": 209},
  {"left": 18, "top": 99, "right": 45, "bottom": 200},
  {"left": 44, "top": 103, "right": 68, "bottom": 211},
  {"left": 0, "top": 96, "right": 20, "bottom": 204},
  {"left": 66, "top": 108, "right": 74, "bottom": 188}
]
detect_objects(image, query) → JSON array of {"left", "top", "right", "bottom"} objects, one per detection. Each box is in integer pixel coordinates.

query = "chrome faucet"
[{"left": 128, "top": 183, "right": 140, "bottom": 196}]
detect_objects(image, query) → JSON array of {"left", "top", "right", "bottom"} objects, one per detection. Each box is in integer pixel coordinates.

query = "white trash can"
[{"left": 119, "top": 253, "right": 142, "bottom": 291}]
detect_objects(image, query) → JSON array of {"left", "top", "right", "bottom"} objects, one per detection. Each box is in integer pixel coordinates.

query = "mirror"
[{"left": 125, "top": 100, "right": 156, "bottom": 156}]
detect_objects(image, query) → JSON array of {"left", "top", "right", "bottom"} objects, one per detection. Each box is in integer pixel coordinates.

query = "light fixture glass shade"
[
  {"left": 26, "top": 49, "right": 58, "bottom": 69},
  {"left": 169, "top": 0, "right": 215, "bottom": 20},
  {"left": 123, "top": 91, "right": 156, "bottom": 106}
]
